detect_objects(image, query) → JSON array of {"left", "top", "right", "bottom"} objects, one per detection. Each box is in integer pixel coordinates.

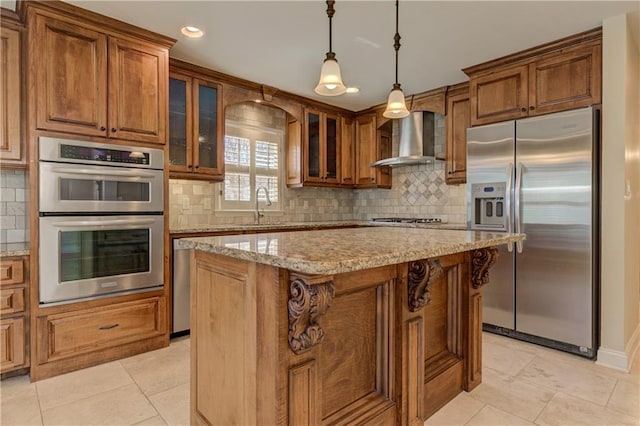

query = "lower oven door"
[{"left": 39, "top": 215, "right": 164, "bottom": 305}]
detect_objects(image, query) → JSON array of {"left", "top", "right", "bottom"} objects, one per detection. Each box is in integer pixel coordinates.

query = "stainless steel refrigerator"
[{"left": 466, "top": 107, "right": 598, "bottom": 358}]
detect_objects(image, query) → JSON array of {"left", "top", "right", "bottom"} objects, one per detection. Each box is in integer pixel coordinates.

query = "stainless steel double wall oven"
[{"left": 39, "top": 138, "right": 164, "bottom": 305}]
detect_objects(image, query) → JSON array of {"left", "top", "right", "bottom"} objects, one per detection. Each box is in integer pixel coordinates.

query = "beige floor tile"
[
  {"left": 36, "top": 360, "right": 134, "bottom": 411},
  {"left": 41, "top": 383, "right": 157, "bottom": 426},
  {"left": 482, "top": 332, "right": 539, "bottom": 356},
  {"left": 607, "top": 379, "right": 640, "bottom": 419},
  {"left": 424, "top": 393, "right": 485, "bottom": 425},
  {"left": 517, "top": 356, "right": 616, "bottom": 406},
  {"left": 469, "top": 366, "right": 555, "bottom": 421},
  {"left": 482, "top": 337, "right": 536, "bottom": 377},
  {"left": 535, "top": 392, "right": 639, "bottom": 426},
  {"left": 149, "top": 383, "right": 189, "bottom": 426},
  {"left": 120, "top": 341, "right": 190, "bottom": 396},
  {"left": 133, "top": 415, "right": 168, "bottom": 425},
  {"left": 0, "top": 375, "right": 43, "bottom": 426},
  {"left": 465, "top": 405, "right": 535, "bottom": 425}
]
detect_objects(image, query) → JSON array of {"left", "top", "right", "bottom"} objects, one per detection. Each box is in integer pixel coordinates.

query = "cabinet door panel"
[
  {"left": 355, "top": 115, "right": 377, "bottom": 186},
  {"left": 305, "top": 111, "right": 322, "bottom": 182},
  {"left": 0, "top": 26, "right": 22, "bottom": 163},
  {"left": 108, "top": 37, "right": 167, "bottom": 144},
  {"left": 193, "top": 79, "right": 223, "bottom": 176},
  {"left": 168, "top": 74, "right": 192, "bottom": 172},
  {"left": 529, "top": 44, "right": 601, "bottom": 115},
  {"left": 0, "top": 317, "right": 26, "bottom": 372},
  {"left": 446, "top": 88, "right": 470, "bottom": 184},
  {"left": 35, "top": 15, "right": 108, "bottom": 136},
  {"left": 325, "top": 115, "right": 339, "bottom": 183},
  {"left": 340, "top": 117, "right": 355, "bottom": 186},
  {"left": 470, "top": 65, "right": 528, "bottom": 126}
]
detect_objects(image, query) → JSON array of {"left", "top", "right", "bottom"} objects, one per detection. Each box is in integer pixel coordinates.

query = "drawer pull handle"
[{"left": 99, "top": 323, "right": 119, "bottom": 330}]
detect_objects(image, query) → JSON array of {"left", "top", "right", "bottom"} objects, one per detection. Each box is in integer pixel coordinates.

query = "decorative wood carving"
[
  {"left": 407, "top": 259, "right": 443, "bottom": 312},
  {"left": 261, "top": 85, "right": 278, "bottom": 102},
  {"left": 288, "top": 277, "right": 334, "bottom": 354},
  {"left": 471, "top": 247, "right": 500, "bottom": 289}
]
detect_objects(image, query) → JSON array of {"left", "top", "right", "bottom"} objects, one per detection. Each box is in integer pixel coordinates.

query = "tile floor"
[{"left": 1, "top": 333, "right": 639, "bottom": 425}]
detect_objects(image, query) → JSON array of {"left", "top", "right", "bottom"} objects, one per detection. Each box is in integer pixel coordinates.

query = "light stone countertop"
[
  {"left": 169, "top": 220, "right": 467, "bottom": 234},
  {"left": 177, "top": 227, "right": 524, "bottom": 275},
  {"left": 0, "top": 242, "right": 30, "bottom": 257}
]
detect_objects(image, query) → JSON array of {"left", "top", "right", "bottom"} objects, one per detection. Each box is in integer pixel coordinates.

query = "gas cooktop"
[{"left": 371, "top": 217, "right": 442, "bottom": 224}]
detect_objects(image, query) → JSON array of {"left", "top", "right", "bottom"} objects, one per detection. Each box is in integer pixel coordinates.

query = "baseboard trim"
[{"left": 596, "top": 324, "right": 640, "bottom": 372}]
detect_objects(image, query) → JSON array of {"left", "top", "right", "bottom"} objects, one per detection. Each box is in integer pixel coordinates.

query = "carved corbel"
[
  {"left": 288, "top": 275, "right": 334, "bottom": 355},
  {"left": 261, "top": 85, "right": 278, "bottom": 102},
  {"left": 408, "top": 259, "right": 443, "bottom": 312},
  {"left": 471, "top": 247, "right": 500, "bottom": 289}
]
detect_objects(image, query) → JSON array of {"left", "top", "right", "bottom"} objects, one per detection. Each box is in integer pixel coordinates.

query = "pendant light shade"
[
  {"left": 383, "top": 0, "right": 410, "bottom": 119},
  {"left": 315, "top": 53, "right": 347, "bottom": 96},
  {"left": 315, "top": 1, "right": 347, "bottom": 96}
]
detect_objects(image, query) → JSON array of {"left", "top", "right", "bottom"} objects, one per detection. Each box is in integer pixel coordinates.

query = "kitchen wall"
[
  {"left": 0, "top": 169, "right": 29, "bottom": 243},
  {"left": 353, "top": 115, "right": 467, "bottom": 224},
  {"left": 599, "top": 12, "right": 640, "bottom": 371}
]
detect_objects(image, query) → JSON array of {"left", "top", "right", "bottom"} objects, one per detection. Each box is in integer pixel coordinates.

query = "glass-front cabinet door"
[
  {"left": 168, "top": 73, "right": 192, "bottom": 172},
  {"left": 304, "top": 108, "right": 340, "bottom": 184},
  {"left": 193, "top": 79, "right": 222, "bottom": 175},
  {"left": 168, "top": 71, "right": 223, "bottom": 180}
]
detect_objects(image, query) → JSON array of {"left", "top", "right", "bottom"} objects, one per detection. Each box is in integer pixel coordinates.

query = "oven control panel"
[{"left": 60, "top": 144, "right": 149, "bottom": 165}]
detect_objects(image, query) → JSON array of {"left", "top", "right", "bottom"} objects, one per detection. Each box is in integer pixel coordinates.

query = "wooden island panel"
[{"left": 190, "top": 244, "right": 501, "bottom": 425}]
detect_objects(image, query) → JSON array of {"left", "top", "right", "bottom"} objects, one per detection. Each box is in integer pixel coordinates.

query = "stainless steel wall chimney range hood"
[{"left": 371, "top": 111, "right": 440, "bottom": 167}]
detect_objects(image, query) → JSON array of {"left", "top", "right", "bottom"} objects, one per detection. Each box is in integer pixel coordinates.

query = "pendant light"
[
  {"left": 383, "top": 0, "right": 410, "bottom": 118},
  {"left": 315, "top": 0, "right": 347, "bottom": 96}
]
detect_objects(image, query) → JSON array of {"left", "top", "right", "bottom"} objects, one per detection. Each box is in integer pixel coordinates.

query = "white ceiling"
[{"left": 4, "top": 1, "right": 640, "bottom": 111}]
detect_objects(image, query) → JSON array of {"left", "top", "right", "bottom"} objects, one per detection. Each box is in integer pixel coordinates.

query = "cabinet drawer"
[
  {"left": 40, "top": 297, "right": 165, "bottom": 362},
  {"left": 0, "top": 287, "right": 26, "bottom": 315},
  {"left": 0, "top": 316, "right": 26, "bottom": 372},
  {"left": 0, "top": 259, "right": 24, "bottom": 286}
]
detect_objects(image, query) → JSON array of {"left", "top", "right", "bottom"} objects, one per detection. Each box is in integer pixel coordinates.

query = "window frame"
[{"left": 217, "top": 121, "right": 284, "bottom": 213}]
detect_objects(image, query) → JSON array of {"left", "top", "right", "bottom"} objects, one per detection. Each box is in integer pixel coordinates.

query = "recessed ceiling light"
[
  {"left": 346, "top": 87, "right": 360, "bottom": 94},
  {"left": 181, "top": 26, "right": 203, "bottom": 38}
]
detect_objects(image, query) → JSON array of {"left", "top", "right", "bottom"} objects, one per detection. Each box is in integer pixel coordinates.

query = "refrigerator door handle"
[
  {"left": 506, "top": 162, "right": 514, "bottom": 252},
  {"left": 515, "top": 162, "right": 524, "bottom": 253}
]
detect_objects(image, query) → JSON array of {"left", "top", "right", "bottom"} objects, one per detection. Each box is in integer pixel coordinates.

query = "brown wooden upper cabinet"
[
  {"left": 355, "top": 114, "right": 391, "bottom": 189},
  {"left": 303, "top": 108, "right": 340, "bottom": 185},
  {"left": 465, "top": 31, "right": 601, "bottom": 126},
  {"left": 445, "top": 83, "right": 470, "bottom": 184},
  {"left": 30, "top": 10, "right": 169, "bottom": 143},
  {"left": 168, "top": 71, "right": 223, "bottom": 180},
  {"left": 0, "top": 19, "right": 24, "bottom": 167},
  {"left": 340, "top": 116, "right": 356, "bottom": 186}
]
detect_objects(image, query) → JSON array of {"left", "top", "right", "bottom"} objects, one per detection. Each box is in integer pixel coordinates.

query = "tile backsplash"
[{"left": 0, "top": 169, "right": 29, "bottom": 243}]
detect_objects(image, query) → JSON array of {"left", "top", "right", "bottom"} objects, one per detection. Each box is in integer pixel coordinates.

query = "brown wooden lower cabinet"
[
  {"left": 32, "top": 296, "right": 167, "bottom": 381},
  {"left": 190, "top": 247, "right": 496, "bottom": 425},
  {"left": 0, "top": 317, "right": 26, "bottom": 372},
  {"left": 0, "top": 255, "right": 29, "bottom": 377}
]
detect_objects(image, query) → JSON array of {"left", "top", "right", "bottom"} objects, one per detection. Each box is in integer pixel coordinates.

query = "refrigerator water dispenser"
[{"left": 471, "top": 182, "right": 506, "bottom": 230}]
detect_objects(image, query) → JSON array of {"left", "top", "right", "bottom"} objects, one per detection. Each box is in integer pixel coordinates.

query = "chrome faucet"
[{"left": 254, "top": 186, "right": 272, "bottom": 224}]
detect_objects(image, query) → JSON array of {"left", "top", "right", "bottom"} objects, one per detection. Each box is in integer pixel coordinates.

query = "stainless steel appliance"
[
  {"left": 38, "top": 138, "right": 165, "bottom": 305},
  {"left": 172, "top": 239, "right": 191, "bottom": 335},
  {"left": 467, "top": 107, "right": 599, "bottom": 357}
]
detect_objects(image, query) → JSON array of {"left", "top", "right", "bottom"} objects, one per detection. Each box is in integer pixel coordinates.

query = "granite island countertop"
[
  {"left": 177, "top": 227, "right": 524, "bottom": 275},
  {"left": 170, "top": 220, "right": 467, "bottom": 234}
]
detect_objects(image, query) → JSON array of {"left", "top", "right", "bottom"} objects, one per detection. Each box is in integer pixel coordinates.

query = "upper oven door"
[{"left": 39, "top": 162, "right": 163, "bottom": 213}]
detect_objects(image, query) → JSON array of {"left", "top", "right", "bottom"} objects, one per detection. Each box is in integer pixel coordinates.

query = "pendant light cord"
[
  {"left": 393, "top": 0, "right": 401, "bottom": 88},
  {"left": 327, "top": 0, "right": 335, "bottom": 55}
]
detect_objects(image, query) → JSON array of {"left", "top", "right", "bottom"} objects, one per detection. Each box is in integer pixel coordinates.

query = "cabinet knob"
[
  {"left": 521, "top": 107, "right": 527, "bottom": 112},
  {"left": 529, "top": 106, "right": 535, "bottom": 111},
  {"left": 188, "top": 164, "right": 193, "bottom": 169},
  {"left": 448, "top": 171, "right": 452, "bottom": 174},
  {"left": 195, "top": 165, "right": 200, "bottom": 169},
  {"left": 99, "top": 126, "right": 106, "bottom": 131},
  {"left": 111, "top": 128, "right": 117, "bottom": 132}
]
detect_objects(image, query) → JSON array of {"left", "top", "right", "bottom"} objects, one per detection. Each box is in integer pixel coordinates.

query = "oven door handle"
[
  {"left": 50, "top": 167, "right": 157, "bottom": 179},
  {"left": 51, "top": 218, "right": 158, "bottom": 227}
]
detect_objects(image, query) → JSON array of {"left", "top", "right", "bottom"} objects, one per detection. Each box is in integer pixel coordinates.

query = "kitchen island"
[{"left": 177, "top": 227, "right": 524, "bottom": 425}]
